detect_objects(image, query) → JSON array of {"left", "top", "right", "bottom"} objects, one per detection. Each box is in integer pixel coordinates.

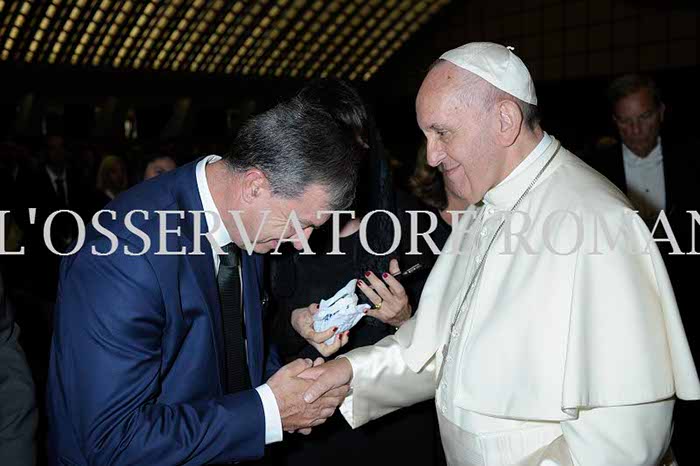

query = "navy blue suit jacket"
[{"left": 47, "top": 160, "right": 279, "bottom": 465}]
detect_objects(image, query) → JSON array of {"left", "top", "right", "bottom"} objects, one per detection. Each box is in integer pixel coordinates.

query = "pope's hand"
[
  {"left": 291, "top": 304, "right": 350, "bottom": 357},
  {"left": 267, "top": 358, "right": 349, "bottom": 433},
  {"left": 299, "top": 358, "right": 354, "bottom": 404}
]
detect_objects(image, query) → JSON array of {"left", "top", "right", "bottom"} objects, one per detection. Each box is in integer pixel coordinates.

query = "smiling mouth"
[{"left": 443, "top": 165, "right": 460, "bottom": 175}]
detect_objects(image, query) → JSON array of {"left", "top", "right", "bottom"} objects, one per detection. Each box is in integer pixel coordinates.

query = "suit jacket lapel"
[
  {"left": 615, "top": 145, "right": 627, "bottom": 193},
  {"left": 661, "top": 144, "right": 675, "bottom": 215},
  {"left": 176, "top": 160, "right": 226, "bottom": 389}
]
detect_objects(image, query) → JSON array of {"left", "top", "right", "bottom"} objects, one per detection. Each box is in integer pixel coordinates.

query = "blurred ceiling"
[{"left": 0, "top": 0, "right": 452, "bottom": 82}]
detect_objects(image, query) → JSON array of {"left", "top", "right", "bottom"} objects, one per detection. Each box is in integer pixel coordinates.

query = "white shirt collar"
[
  {"left": 195, "top": 155, "right": 232, "bottom": 250},
  {"left": 46, "top": 165, "right": 66, "bottom": 183},
  {"left": 622, "top": 138, "right": 663, "bottom": 168}
]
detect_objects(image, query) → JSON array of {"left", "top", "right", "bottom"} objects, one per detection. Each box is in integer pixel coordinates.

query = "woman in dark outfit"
[{"left": 264, "top": 80, "right": 447, "bottom": 466}]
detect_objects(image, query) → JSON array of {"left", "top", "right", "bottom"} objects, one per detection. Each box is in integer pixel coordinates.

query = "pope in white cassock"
[{"left": 300, "top": 42, "right": 700, "bottom": 465}]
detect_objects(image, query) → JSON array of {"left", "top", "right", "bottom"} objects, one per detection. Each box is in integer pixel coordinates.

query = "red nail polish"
[
  {"left": 382, "top": 272, "right": 389, "bottom": 279},
  {"left": 332, "top": 327, "right": 338, "bottom": 332},
  {"left": 357, "top": 280, "right": 363, "bottom": 287},
  {"left": 365, "top": 271, "right": 371, "bottom": 277}
]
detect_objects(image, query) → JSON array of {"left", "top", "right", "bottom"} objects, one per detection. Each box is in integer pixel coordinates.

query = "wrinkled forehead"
[
  {"left": 416, "top": 63, "right": 468, "bottom": 128},
  {"left": 614, "top": 88, "right": 657, "bottom": 117}
]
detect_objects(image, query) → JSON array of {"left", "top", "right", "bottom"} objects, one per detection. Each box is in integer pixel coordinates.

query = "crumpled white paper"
[{"left": 313, "top": 279, "right": 371, "bottom": 345}]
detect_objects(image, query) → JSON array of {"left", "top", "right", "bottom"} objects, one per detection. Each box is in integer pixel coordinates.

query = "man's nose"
[
  {"left": 426, "top": 140, "right": 445, "bottom": 167},
  {"left": 630, "top": 119, "right": 643, "bottom": 136}
]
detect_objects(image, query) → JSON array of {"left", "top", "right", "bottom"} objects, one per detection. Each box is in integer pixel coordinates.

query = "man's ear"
[
  {"left": 241, "top": 169, "right": 271, "bottom": 205},
  {"left": 495, "top": 99, "right": 523, "bottom": 147}
]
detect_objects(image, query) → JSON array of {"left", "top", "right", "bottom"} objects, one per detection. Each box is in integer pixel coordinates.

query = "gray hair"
[
  {"left": 429, "top": 59, "right": 540, "bottom": 131},
  {"left": 224, "top": 80, "right": 368, "bottom": 210}
]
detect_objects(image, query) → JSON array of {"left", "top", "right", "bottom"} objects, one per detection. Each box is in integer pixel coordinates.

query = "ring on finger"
[{"left": 373, "top": 299, "right": 383, "bottom": 310}]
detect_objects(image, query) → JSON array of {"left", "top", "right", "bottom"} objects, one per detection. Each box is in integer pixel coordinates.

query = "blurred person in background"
[
  {"left": 95, "top": 154, "right": 128, "bottom": 205},
  {"left": 143, "top": 154, "right": 177, "bottom": 181},
  {"left": 586, "top": 74, "right": 700, "bottom": 229}
]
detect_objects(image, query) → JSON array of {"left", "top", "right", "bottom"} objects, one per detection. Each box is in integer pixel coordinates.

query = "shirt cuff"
[{"left": 255, "top": 383, "right": 283, "bottom": 444}]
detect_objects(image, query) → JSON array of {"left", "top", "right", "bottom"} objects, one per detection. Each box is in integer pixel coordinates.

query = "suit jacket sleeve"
[
  {"left": 0, "top": 274, "right": 37, "bottom": 466},
  {"left": 53, "top": 241, "right": 266, "bottom": 465}
]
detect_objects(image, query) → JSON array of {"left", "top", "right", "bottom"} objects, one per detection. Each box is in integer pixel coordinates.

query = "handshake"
[{"left": 267, "top": 357, "right": 354, "bottom": 434}]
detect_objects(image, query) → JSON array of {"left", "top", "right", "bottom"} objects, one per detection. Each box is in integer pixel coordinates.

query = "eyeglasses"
[{"left": 613, "top": 108, "right": 659, "bottom": 128}]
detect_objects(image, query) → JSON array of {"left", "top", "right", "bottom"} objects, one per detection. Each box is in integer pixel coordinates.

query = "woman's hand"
[
  {"left": 357, "top": 259, "right": 412, "bottom": 328},
  {"left": 291, "top": 304, "right": 350, "bottom": 357}
]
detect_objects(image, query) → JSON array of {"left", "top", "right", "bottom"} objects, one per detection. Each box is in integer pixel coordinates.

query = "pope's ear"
[
  {"left": 241, "top": 169, "right": 271, "bottom": 205},
  {"left": 495, "top": 99, "right": 523, "bottom": 147}
]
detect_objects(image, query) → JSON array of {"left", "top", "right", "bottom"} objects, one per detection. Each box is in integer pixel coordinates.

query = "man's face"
[
  {"left": 613, "top": 88, "right": 664, "bottom": 158},
  {"left": 416, "top": 64, "right": 497, "bottom": 205},
  {"left": 241, "top": 183, "right": 332, "bottom": 254}
]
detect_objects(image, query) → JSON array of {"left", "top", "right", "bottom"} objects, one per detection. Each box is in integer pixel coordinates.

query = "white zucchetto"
[{"left": 440, "top": 42, "right": 538, "bottom": 105}]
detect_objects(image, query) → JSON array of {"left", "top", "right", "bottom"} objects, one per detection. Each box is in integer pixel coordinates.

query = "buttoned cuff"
[{"left": 255, "top": 384, "right": 283, "bottom": 444}]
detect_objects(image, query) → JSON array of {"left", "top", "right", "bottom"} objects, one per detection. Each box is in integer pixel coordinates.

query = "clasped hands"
[{"left": 267, "top": 357, "right": 354, "bottom": 435}]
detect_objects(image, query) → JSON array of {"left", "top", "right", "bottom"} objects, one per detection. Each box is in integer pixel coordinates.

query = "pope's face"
[
  {"left": 416, "top": 64, "right": 498, "bottom": 205},
  {"left": 613, "top": 87, "right": 664, "bottom": 158}
]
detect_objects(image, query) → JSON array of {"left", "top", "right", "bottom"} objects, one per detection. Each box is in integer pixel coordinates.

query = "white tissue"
[{"left": 313, "top": 279, "right": 371, "bottom": 345}]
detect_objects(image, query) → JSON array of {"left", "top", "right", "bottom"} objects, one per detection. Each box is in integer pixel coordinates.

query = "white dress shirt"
[
  {"left": 46, "top": 165, "right": 68, "bottom": 205},
  {"left": 622, "top": 138, "right": 666, "bottom": 221},
  {"left": 195, "top": 155, "right": 283, "bottom": 444}
]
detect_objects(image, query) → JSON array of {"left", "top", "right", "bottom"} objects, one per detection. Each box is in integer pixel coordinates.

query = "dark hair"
[
  {"left": 224, "top": 79, "right": 367, "bottom": 210},
  {"left": 608, "top": 74, "right": 663, "bottom": 110},
  {"left": 408, "top": 143, "right": 448, "bottom": 211},
  {"left": 304, "top": 88, "right": 399, "bottom": 276}
]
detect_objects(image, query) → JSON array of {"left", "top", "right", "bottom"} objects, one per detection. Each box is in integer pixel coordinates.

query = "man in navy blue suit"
[{"left": 46, "top": 81, "right": 367, "bottom": 465}]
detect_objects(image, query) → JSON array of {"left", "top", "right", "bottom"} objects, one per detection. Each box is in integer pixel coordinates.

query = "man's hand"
[
  {"left": 291, "top": 304, "right": 350, "bottom": 357},
  {"left": 267, "top": 358, "right": 349, "bottom": 432},
  {"left": 298, "top": 358, "right": 354, "bottom": 404}
]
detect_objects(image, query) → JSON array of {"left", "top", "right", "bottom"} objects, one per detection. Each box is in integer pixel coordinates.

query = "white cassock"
[{"left": 339, "top": 134, "right": 700, "bottom": 466}]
